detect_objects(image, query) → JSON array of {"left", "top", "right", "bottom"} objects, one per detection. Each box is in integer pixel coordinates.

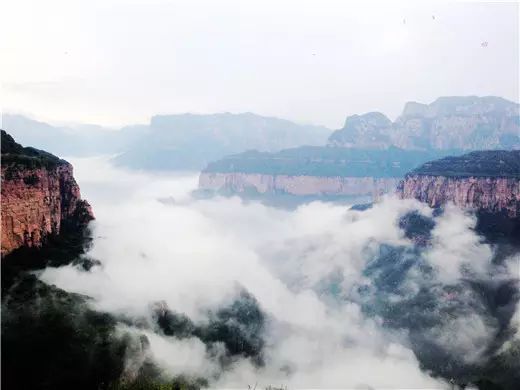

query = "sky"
[{"left": 1, "top": 0, "right": 519, "bottom": 129}]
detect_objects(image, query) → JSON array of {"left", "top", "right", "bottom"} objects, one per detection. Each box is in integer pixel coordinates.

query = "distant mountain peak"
[{"left": 329, "top": 95, "right": 520, "bottom": 150}]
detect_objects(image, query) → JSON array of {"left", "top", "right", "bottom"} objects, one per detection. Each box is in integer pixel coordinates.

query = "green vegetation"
[
  {"left": 155, "top": 290, "right": 265, "bottom": 363},
  {"left": 2, "top": 275, "right": 128, "bottom": 390},
  {"left": 1, "top": 129, "right": 65, "bottom": 172},
  {"left": 109, "top": 376, "right": 207, "bottom": 390},
  {"left": 410, "top": 150, "right": 520, "bottom": 178},
  {"left": 203, "top": 146, "right": 460, "bottom": 178}
]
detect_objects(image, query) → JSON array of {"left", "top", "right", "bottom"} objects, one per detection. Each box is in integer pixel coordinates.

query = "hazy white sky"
[{"left": 1, "top": 0, "right": 519, "bottom": 128}]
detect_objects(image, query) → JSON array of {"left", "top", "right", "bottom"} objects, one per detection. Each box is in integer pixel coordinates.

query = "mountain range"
[{"left": 3, "top": 96, "right": 519, "bottom": 173}]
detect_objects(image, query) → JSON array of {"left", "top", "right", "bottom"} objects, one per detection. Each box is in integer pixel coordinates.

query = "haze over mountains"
[
  {"left": 112, "top": 113, "right": 331, "bottom": 170},
  {"left": 329, "top": 96, "right": 520, "bottom": 150},
  {"left": 3, "top": 112, "right": 331, "bottom": 170},
  {"left": 2, "top": 96, "right": 520, "bottom": 389},
  {"left": 3, "top": 130, "right": 519, "bottom": 389},
  {"left": 4, "top": 96, "right": 519, "bottom": 173}
]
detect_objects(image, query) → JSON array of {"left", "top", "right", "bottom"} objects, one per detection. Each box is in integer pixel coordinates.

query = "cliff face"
[
  {"left": 329, "top": 96, "right": 520, "bottom": 150},
  {"left": 199, "top": 146, "right": 455, "bottom": 198},
  {"left": 399, "top": 175, "right": 520, "bottom": 217},
  {"left": 398, "top": 150, "right": 520, "bottom": 217},
  {"left": 1, "top": 130, "right": 94, "bottom": 257},
  {"left": 200, "top": 172, "right": 399, "bottom": 197}
]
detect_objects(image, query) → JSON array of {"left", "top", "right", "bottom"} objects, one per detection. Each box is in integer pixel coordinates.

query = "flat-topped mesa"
[
  {"left": 199, "top": 146, "right": 454, "bottom": 198},
  {"left": 398, "top": 150, "right": 520, "bottom": 217},
  {"left": 328, "top": 96, "right": 520, "bottom": 150},
  {"left": 1, "top": 130, "right": 94, "bottom": 257}
]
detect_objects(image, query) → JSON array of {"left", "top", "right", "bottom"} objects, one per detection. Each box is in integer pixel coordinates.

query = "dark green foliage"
[
  {"left": 355, "top": 208, "right": 520, "bottom": 390},
  {"left": 195, "top": 290, "right": 265, "bottom": 361},
  {"left": 410, "top": 150, "right": 520, "bottom": 178},
  {"left": 1, "top": 129, "right": 66, "bottom": 171},
  {"left": 62, "top": 199, "right": 95, "bottom": 230},
  {"left": 109, "top": 375, "right": 207, "bottom": 390},
  {"left": 22, "top": 173, "right": 40, "bottom": 185},
  {"left": 155, "top": 309, "right": 197, "bottom": 339},
  {"left": 474, "top": 211, "right": 520, "bottom": 245},
  {"left": 1, "top": 224, "right": 93, "bottom": 295},
  {"left": 1, "top": 275, "right": 129, "bottom": 390},
  {"left": 154, "top": 290, "right": 265, "bottom": 363},
  {"left": 203, "top": 146, "right": 460, "bottom": 178},
  {"left": 398, "top": 211, "right": 436, "bottom": 245}
]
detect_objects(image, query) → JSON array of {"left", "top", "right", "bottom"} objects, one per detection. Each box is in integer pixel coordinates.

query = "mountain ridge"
[{"left": 329, "top": 95, "right": 520, "bottom": 150}]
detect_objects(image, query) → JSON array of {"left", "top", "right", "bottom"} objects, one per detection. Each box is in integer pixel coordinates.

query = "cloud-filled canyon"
[{"left": 30, "top": 157, "right": 519, "bottom": 388}]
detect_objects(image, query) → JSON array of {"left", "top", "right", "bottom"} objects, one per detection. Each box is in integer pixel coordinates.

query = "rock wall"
[
  {"left": 199, "top": 172, "right": 400, "bottom": 197},
  {"left": 1, "top": 162, "right": 94, "bottom": 256},
  {"left": 328, "top": 96, "right": 520, "bottom": 150},
  {"left": 398, "top": 175, "right": 520, "bottom": 217}
]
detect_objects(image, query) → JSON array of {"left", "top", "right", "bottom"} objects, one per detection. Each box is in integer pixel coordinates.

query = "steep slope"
[
  {"left": 398, "top": 150, "right": 520, "bottom": 217},
  {"left": 328, "top": 112, "right": 393, "bottom": 148},
  {"left": 329, "top": 96, "right": 520, "bottom": 150},
  {"left": 1, "top": 130, "right": 94, "bottom": 256}
]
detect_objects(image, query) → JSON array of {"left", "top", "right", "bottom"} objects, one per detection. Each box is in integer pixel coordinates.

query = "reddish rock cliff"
[
  {"left": 199, "top": 172, "right": 399, "bottom": 197},
  {"left": 1, "top": 130, "right": 94, "bottom": 257},
  {"left": 398, "top": 150, "right": 520, "bottom": 217},
  {"left": 399, "top": 175, "right": 520, "bottom": 217}
]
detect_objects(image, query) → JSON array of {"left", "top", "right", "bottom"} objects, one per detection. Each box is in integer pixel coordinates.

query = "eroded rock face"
[
  {"left": 1, "top": 131, "right": 94, "bottom": 256},
  {"left": 200, "top": 172, "right": 399, "bottom": 197},
  {"left": 398, "top": 175, "right": 520, "bottom": 217},
  {"left": 398, "top": 150, "right": 520, "bottom": 217},
  {"left": 329, "top": 96, "right": 520, "bottom": 150}
]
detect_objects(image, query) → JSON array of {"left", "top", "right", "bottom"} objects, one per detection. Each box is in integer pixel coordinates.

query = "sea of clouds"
[{"left": 40, "top": 156, "right": 519, "bottom": 389}]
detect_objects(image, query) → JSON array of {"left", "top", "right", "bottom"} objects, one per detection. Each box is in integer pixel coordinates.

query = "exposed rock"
[
  {"left": 329, "top": 96, "right": 520, "bottom": 150},
  {"left": 1, "top": 130, "right": 94, "bottom": 257},
  {"left": 398, "top": 150, "right": 520, "bottom": 217},
  {"left": 200, "top": 146, "right": 453, "bottom": 198},
  {"left": 328, "top": 112, "right": 392, "bottom": 149},
  {"left": 200, "top": 172, "right": 399, "bottom": 197}
]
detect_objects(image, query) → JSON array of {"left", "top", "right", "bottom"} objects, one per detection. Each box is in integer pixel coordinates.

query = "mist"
[
  {"left": 3, "top": 0, "right": 518, "bottom": 128},
  {"left": 35, "top": 157, "right": 519, "bottom": 388}
]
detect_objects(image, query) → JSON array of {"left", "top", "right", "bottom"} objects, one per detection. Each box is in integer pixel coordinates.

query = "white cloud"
[{"left": 39, "top": 158, "right": 517, "bottom": 387}]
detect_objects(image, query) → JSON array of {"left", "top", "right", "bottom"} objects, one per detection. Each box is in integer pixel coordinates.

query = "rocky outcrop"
[
  {"left": 398, "top": 150, "right": 520, "bottom": 217},
  {"left": 200, "top": 172, "right": 399, "bottom": 197},
  {"left": 1, "top": 130, "right": 94, "bottom": 257},
  {"left": 399, "top": 175, "right": 519, "bottom": 217},
  {"left": 329, "top": 96, "right": 520, "bottom": 150},
  {"left": 328, "top": 112, "right": 392, "bottom": 149}
]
